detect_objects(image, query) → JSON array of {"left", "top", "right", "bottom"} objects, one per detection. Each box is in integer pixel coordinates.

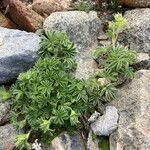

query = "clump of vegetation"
[
  {"left": 94, "top": 14, "right": 137, "bottom": 83},
  {"left": 9, "top": 13, "right": 137, "bottom": 150},
  {"left": 107, "top": 13, "right": 127, "bottom": 47},
  {"left": 11, "top": 32, "right": 117, "bottom": 149},
  {"left": 72, "top": 0, "right": 95, "bottom": 12},
  {"left": 0, "top": 86, "right": 11, "bottom": 101}
]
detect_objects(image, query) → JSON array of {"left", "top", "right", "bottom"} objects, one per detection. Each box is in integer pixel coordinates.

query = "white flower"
[{"left": 32, "top": 139, "right": 42, "bottom": 150}]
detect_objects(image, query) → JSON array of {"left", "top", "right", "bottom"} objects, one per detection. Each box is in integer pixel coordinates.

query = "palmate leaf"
[
  {"left": 101, "top": 84, "right": 117, "bottom": 101},
  {"left": 123, "top": 67, "right": 134, "bottom": 79},
  {"left": 13, "top": 89, "right": 25, "bottom": 102},
  {"left": 88, "top": 92, "right": 101, "bottom": 109},
  {"left": 64, "top": 57, "right": 77, "bottom": 71},
  {"left": 17, "top": 120, "right": 26, "bottom": 130},
  {"left": 39, "top": 32, "right": 76, "bottom": 59},
  {"left": 99, "top": 70, "right": 118, "bottom": 82},
  {"left": 70, "top": 110, "right": 80, "bottom": 126},
  {"left": 40, "top": 119, "right": 54, "bottom": 134},
  {"left": 0, "top": 86, "right": 11, "bottom": 101},
  {"left": 15, "top": 133, "right": 30, "bottom": 150},
  {"left": 52, "top": 106, "right": 69, "bottom": 125}
]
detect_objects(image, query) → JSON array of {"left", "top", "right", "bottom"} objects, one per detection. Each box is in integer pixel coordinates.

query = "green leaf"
[
  {"left": 15, "top": 133, "right": 30, "bottom": 150},
  {"left": 70, "top": 110, "right": 79, "bottom": 126},
  {"left": 101, "top": 84, "right": 117, "bottom": 101},
  {"left": 0, "top": 86, "right": 11, "bottom": 101},
  {"left": 40, "top": 119, "right": 54, "bottom": 135},
  {"left": 52, "top": 107, "right": 69, "bottom": 125}
]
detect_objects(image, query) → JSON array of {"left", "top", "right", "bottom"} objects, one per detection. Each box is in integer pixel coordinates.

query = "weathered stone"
[
  {"left": 6, "top": 0, "right": 44, "bottom": 32},
  {"left": 0, "top": 124, "right": 16, "bottom": 150},
  {"left": 99, "top": 40, "right": 111, "bottom": 46},
  {"left": 132, "top": 53, "right": 150, "bottom": 70},
  {"left": 75, "top": 51, "right": 98, "bottom": 80},
  {"left": 98, "top": 78, "right": 110, "bottom": 86},
  {"left": 32, "top": 0, "right": 71, "bottom": 16},
  {"left": 110, "top": 70, "right": 150, "bottom": 150},
  {"left": 43, "top": 11, "right": 101, "bottom": 79},
  {"left": 88, "top": 111, "right": 101, "bottom": 123},
  {"left": 42, "top": 132, "right": 86, "bottom": 150},
  {"left": 0, "top": 27, "right": 40, "bottom": 84},
  {"left": 0, "top": 100, "right": 11, "bottom": 125},
  {"left": 119, "top": 9, "right": 150, "bottom": 53},
  {"left": 35, "top": 29, "right": 44, "bottom": 36},
  {"left": 115, "top": 76, "right": 126, "bottom": 86},
  {"left": 0, "top": 13, "right": 17, "bottom": 29},
  {"left": 87, "top": 130, "right": 100, "bottom": 150},
  {"left": 43, "top": 11, "right": 101, "bottom": 51},
  {"left": 90, "top": 106, "right": 118, "bottom": 136},
  {"left": 98, "top": 34, "right": 108, "bottom": 41},
  {"left": 119, "top": 0, "right": 150, "bottom": 7}
]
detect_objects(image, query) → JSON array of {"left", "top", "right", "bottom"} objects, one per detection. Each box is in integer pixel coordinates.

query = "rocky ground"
[{"left": 0, "top": 0, "right": 150, "bottom": 150}]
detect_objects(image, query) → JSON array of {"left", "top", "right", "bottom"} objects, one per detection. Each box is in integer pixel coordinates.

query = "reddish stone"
[
  {"left": 0, "top": 12, "right": 17, "bottom": 29},
  {"left": 119, "top": 0, "right": 150, "bottom": 7},
  {"left": 32, "top": 0, "right": 71, "bottom": 16},
  {"left": 6, "top": 0, "right": 44, "bottom": 32}
]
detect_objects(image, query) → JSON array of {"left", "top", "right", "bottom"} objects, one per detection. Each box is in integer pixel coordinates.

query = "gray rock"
[
  {"left": 88, "top": 111, "right": 100, "bottom": 123},
  {"left": 132, "top": 52, "right": 150, "bottom": 70},
  {"left": 119, "top": 9, "right": 150, "bottom": 53},
  {"left": 42, "top": 132, "right": 86, "bottom": 150},
  {"left": 0, "top": 101, "right": 11, "bottom": 125},
  {"left": 43, "top": 11, "right": 101, "bottom": 51},
  {"left": 75, "top": 49, "right": 98, "bottom": 80},
  {"left": 0, "top": 124, "right": 16, "bottom": 150},
  {"left": 43, "top": 11, "right": 101, "bottom": 80},
  {"left": 87, "top": 131, "right": 100, "bottom": 150},
  {"left": 90, "top": 106, "right": 118, "bottom": 136},
  {"left": 110, "top": 70, "right": 150, "bottom": 150},
  {"left": 0, "top": 27, "right": 40, "bottom": 84},
  {"left": 35, "top": 29, "right": 44, "bottom": 36},
  {"left": 98, "top": 34, "right": 108, "bottom": 41}
]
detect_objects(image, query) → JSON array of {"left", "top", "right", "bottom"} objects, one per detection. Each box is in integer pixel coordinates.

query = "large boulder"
[
  {"left": 110, "top": 70, "right": 150, "bottom": 150},
  {"left": 32, "top": 0, "right": 71, "bottom": 16},
  {"left": 0, "top": 124, "right": 16, "bottom": 150},
  {"left": 119, "top": 0, "right": 150, "bottom": 7},
  {"left": 5, "top": 0, "right": 44, "bottom": 32},
  {"left": 0, "top": 27, "right": 40, "bottom": 84},
  {"left": 43, "top": 11, "right": 101, "bottom": 79},
  {"left": 119, "top": 8, "right": 150, "bottom": 53},
  {"left": 43, "top": 11, "right": 101, "bottom": 51}
]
